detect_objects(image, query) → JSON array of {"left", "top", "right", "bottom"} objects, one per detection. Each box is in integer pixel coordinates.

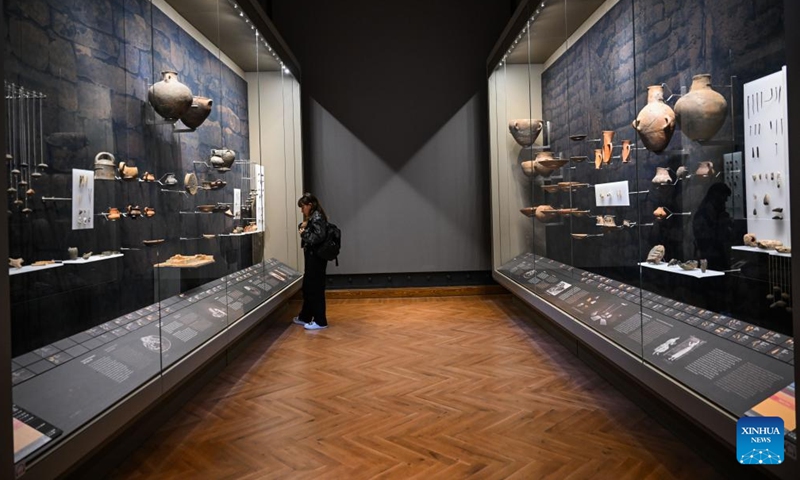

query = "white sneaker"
[
  {"left": 292, "top": 316, "right": 308, "bottom": 325},
  {"left": 304, "top": 321, "right": 328, "bottom": 330}
]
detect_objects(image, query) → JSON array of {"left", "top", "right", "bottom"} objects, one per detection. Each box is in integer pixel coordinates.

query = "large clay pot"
[
  {"left": 632, "top": 85, "right": 675, "bottom": 153},
  {"left": 521, "top": 151, "right": 558, "bottom": 177},
  {"left": 674, "top": 74, "right": 727, "bottom": 141},
  {"left": 508, "top": 119, "right": 544, "bottom": 147},
  {"left": 602, "top": 130, "right": 614, "bottom": 163},
  {"left": 180, "top": 96, "right": 213, "bottom": 129},
  {"left": 148, "top": 71, "right": 193, "bottom": 121},
  {"left": 94, "top": 152, "right": 116, "bottom": 181}
]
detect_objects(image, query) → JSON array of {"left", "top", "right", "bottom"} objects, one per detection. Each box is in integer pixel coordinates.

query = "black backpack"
[{"left": 315, "top": 222, "right": 341, "bottom": 265}]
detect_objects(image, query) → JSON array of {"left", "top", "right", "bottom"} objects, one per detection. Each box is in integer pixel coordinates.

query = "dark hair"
[{"left": 297, "top": 192, "right": 327, "bottom": 220}]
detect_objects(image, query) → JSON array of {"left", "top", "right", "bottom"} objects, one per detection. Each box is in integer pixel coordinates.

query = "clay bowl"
[
  {"left": 569, "top": 134, "right": 588, "bottom": 141},
  {"left": 196, "top": 205, "right": 216, "bottom": 213},
  {"left": 570, "top": 210, "right": 591, "bottom": 217},
  {"left": 541, "top": 184, "right": 561, "bottom": 193},
  {"left": 537, "top": 159, "right": 568, "bottom": 169},
  {"left": 570, "top": 155, "right": 588, "bottom": 163},
  {"left": 202, "top": 234, "right": 216, "bottom": 239},
  {"left": 143, "top": 239, "right": 165, "bottom": 246},
  {"left": 520, "top": 207, "right": 537, "bottom": 218},
  {"left": 571, "top": 233, "right": 589, "bottom": 240}
]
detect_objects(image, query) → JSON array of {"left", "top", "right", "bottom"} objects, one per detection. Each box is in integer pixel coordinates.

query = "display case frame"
[
  {"left": 1, "top": 0, "right": 304, "bottom": 477},
  {"left": 487, "top": 1, "right": 800, "bottom": 477}
]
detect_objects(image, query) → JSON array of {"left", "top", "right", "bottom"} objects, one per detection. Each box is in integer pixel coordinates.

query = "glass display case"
[
  {"left": 2, "top": 0, "right": 303, "bottom": 476},
  {"left": 489, "top": 0, "right": 797, "bottom": 474}
]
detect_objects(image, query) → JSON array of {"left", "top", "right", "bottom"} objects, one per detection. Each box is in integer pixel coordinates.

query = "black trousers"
[{"left": 299, "top": 248, "right": 328, "bottom": 325}]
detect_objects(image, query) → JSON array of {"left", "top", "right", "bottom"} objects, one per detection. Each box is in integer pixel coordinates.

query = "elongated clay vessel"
[
  {"left": 674, "top": 74, "right": 727, "bottom": 141},
  {"left": 647, "top": 245, "right": 665, "bottom": 264},
  {"left": 180, "top": 96, "right": 213, "bottom": 129},
  {"left": 508, "top": 119, "right": 544, "bottom": 147},
  {"left": 594, "top": 149, "right": 602, "bottom": 170},
  {"left": 633, "top": 85, "right": 675, "bottom": 153},
  {"left": 651, "top": 167, "right": 671, "bottom": 184},
  {"left": 621, "top": 139, "right": 631, "bottom": 163},
  {"left": 148, "top": 71, "right": 193, "bottom": 121},
  {"left": 602, "top": 130, "right": 614, "bottom": 163}
]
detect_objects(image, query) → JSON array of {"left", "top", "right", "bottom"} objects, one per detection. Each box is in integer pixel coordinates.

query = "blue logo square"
[{"left": 737, "top": 416, "right": 784, "bottom": 464}]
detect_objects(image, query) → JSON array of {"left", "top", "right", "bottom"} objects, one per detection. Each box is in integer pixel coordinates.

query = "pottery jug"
[
  {"left": 94, "top": 152, "right": 116, "bottom": 181},
  {"left": 652, "top": 167, "right": 671, "bottom": 184},
  {"left": 508, "top": 119, "right": 544, "bottom": 147},
  {"left": 210, "top": 148, "right": 236, "bottom": 171},
  {"left": 674, "top": 74, "right": 727, "bottom": 141},
  {"left": 621, "top": 139, "right": 632, "bottom": 163},
  {"left": 180, "top": 96, "right": 213, "bottom": 129},
  {"left": 632, "top": 85, "right": 675, "bottom": 153},
  {"left": 602, "top": 130, "right": 614, "bottom": 163},
  {"left": 148, "top": 71, "right": 193, "bottom": 121},
  {"left": 594, "top": 149, "right": 602, "bottom": 170}
]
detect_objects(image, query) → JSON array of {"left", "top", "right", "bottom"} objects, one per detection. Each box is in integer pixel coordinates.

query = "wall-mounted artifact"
[
  {"left": 521, "top": 151, "right": 561, "bottom": 177},
  {"left": 508, "top": 119, "right": 543, "bottom": 147},
  {"left": 743, "top": 233, "right": 757, "bottom": 247},
  {"left": 143, "top": 239, "right": 165, "bottom": 246},
  {"left": 155, "top": 254, "right": 215, "bottom": 268},
  {"left": 674, "top": 74, "right": 727, "bottom": 141},
  {"left": 185, "top": 173, "right": 199, "bottom": 195},
  {"left": 621, "top": 139, "right": 632, "bottom": 163},
  {"left": 594, "top": 149, "right": 602, "bottom": 169},
  {"left": 107, "top": 207, "right": 121, "bottom": 220},
  {"left": 602, "top": 130, "right": 614, "bottom": 163},
  {"left": 126, "top": 205, "right": 142, "bottom": 218},
  {"left": 653, "top": 206, "right": 668, "bottom": 220},
  {"left": 205, "top": 179, "right": 227, "bottom": 190},
  {"left": 676, "top": 166, "right": 688, "bottom": 179},
  {"left": 148, "top": 71, "right": 193, "bottom": 121},
  {"left": 144, "top": 207, "right": 156, "bottom": 218},
  {"left": 210, "top": 148, "right": 236, "bottom": 171},
  {"left": 163, "top": 173, "right": 178, "bottom": 185},
  {"left": 118, "top": 162, "right": 138, "bottom": 180},
  {"left": 142, "top": 172, "right": 156, "bottom": 182},
  {"left": 94, "top": 152, "right": 117, "bottom": 180},
  {"left": 651, "top": 167, "right": 671, "bottom": 184},
  {"left": 632, "top": 85, "right": 675, "bottom": 153},
  {"left": 646, "top": 245, "right": 666, "bottom": 264},
  {"left": 695, "top": 161, "right": 715, "bottom": 177},
  {"left": 180, "top": 96, "right": 213, "bottom": 129}
]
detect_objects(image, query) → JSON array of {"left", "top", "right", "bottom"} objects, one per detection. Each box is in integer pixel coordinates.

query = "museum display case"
[
  {"left": 489, "top": 0, "right": 797, "bottom": 474},
  {"left": 1, "top": 0, "right": 304, "bottom": 476}
]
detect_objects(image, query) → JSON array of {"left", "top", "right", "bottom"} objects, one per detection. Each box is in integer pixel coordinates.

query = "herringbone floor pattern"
[{"left": 110, "top": 295, "right": 723, "bottom": 479}]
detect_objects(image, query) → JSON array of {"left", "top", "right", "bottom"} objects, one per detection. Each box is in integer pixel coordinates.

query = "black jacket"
[{"left": 300, "top": 210, "right": 327, "bottom": 249}]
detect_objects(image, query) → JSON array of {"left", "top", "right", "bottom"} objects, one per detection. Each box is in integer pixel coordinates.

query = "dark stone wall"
[
  {"left": 5, "top": 0, "right": 252, "bottom": 354},
  {"left": 540, "top": 0, "right": 787, "bottom": 327}
]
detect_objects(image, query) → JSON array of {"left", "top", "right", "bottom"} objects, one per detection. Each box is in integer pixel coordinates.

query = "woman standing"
[{"left": 293, "top": 193, "right": 329, "bottom": 330}]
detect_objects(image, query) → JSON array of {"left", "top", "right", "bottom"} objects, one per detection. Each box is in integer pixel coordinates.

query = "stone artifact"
[
  {"left": 94, "top": 152, "right": 116, "bottom": 181},
  {"left": 647, "top": 245, "right": 665, "bottom": 264},
  {"left": 180, "top": 96, "right": 213, "bottom": 129},
  {"left": 621, "top": 139, "right": 632, "bottom": 163},
  {"left": 68, "top": 247, "right": 78, "bottom": 260},
  {"left": 569, "top": 134, "right": 587, "bottom": 141},
  {"left": 82, "top": 252, "right": 92, "bottom": 260},
  {"left": 534, "top": 205, "right": 557, "bottom": 222},
  {"left": 651, "top": 167, "right": 671, "bottom": 184},
  {"left": 743, "top": 233, "right": 757, "bottom": 247},
  {"left": 668, "top": 258, "right": 679, "bottom": 266},
  {"left": 594, "top": 149, "right": 602, "bottom": 169},
  {"left": 595, "top": 215, "right": 604, "bottom": 226},
  {"left": 534, "top": 151, "right": 568, "bottom": 170},
  {"left": 8, "top": 258, "right": 23, "bottom": 269},
  {"left": 603, "top": 215, "right": 616, "bottom": 227},
  {"left": 508, "top": 119, "right": 544, "bottom": 146},
  {"left": 144, "top": 207, "right": 156, "bottom": 217},
  {"left": 602, "top": 130, "right": 615, "bottom": 163},
  {"left": 695, "top": 161, "right": 714, "bottom": 177},
  {"left": 653, "top": 206, "right": 668, "bottom": 220},
  {"left": 757, "top": 239, "right": 783, "bottom": 250},
  {"left": 163, "top": 173, "right": 178, "bottom": 185},
  {"left": 142, "top": 172, "right": 156, "bottom": 182},
  {"left": 674, "top": 74, "right": 727, "bottom": 141},
  {"left": 148, "top": 71, "right": 193, "bottom": 121},
  {"left": 210, "top": 148, "right": 236, "bottom": 171},
  {"left": 763, "top": 194, "right": 770, "bottom": 205},
  {"left": 775, "top": 246, "right": 792, "bottom": 254},
  {"left": 676, "top": 166, "right": 688, "bottom": 179},
  {"left": 633, "top": 85, "right": 676, "bottom": 153},
  {"left": 700, "top": 259, "right": 708, "bottom": 273}
]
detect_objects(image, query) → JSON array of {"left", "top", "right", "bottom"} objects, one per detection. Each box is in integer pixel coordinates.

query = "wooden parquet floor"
[{"left": 109, "top": 295, "right": 723, "bottom": 480}]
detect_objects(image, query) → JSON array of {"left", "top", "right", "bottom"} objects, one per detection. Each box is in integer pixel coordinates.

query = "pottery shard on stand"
[
  {"left": 647, "top": 245, "right": 665, "bottom": 264},
  {"left": 674, "top": 74, "right": 728, "bottom": 142},
  {"left": 633, "top": 85, "right": 676, "bottom": 153},
  {"left": 508, "top": 119, "right": 543, "bottom": 147}
]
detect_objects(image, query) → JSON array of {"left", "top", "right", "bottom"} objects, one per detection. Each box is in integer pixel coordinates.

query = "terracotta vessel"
[
  {"left": 180, "top": 96, "right": 213, "bottom": 129},
  {"left": 602, "top": 130, "right": 614, "bottom": 163},
  {"left": 621, "top": 139, "right": 632, "bottom": 163},
  {"left": 163, "top": 173, "right": 178, "bottom": 185},
  {"left": 108, "top": 207, "right": 121, "bottom": 220},
  {"left": 653, "top": 206, "right": 668, "bottom": 220},
  {"left": 646, "top": 245, "right": 666, "bottom": 264},
  {"left": 651, "top": 167, "right": 671, "bottom": 184},
  {"left": 148, "top": 71, "right": 193, "bottom": 121},
  {"left": 695, "top": 161, "right": 714, "bottom": 177},
  {"left": 534, "top": 205, "right": 557, "bottom": 223},
  {"left": 210, "top": 148, "right": 236, "bottom": 171},
  {"left": 144, "top": 207, "right": 156, "bottom": 217},
  {"left": 94, "top": 152, "right": 116, "bottom": 181},
  {"left": 521, "top": 152, "right": 557, "bottom": 178},
  {"left": 142, "top": 172, "right": 156, "bottom": 182},
  {"left": 674, "top": 74, "right": 727, "bottom": 141},
  {"left": 508, "top": 119, "right": 544, "bottom": 147},
  {"left": 118, "top": 161, "right": 138, "bottom": 179},
  {"left": 594, "top": 149, "right": 602, "bottom": 170},
  {"left": 632, "top": 85, "right": 675, "bottom": 153}
]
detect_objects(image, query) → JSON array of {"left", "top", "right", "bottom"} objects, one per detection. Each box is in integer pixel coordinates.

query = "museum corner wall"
[{"left": 270, "top": 0, "right": 511, "bottom": 275}]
